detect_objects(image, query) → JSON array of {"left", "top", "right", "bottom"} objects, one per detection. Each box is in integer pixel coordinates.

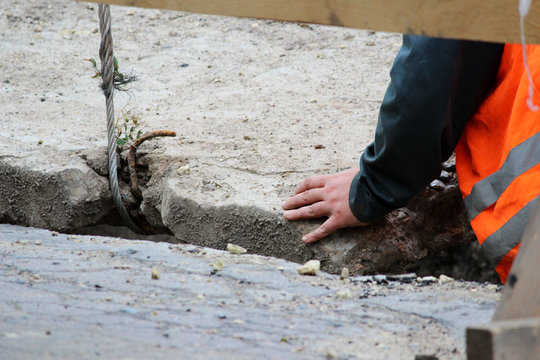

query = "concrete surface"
[
  {"left": 0, "top": 0, "right": 487, "bottom": 277},
  {"left": 0, "top": 224, "right": 500, "bottom": 360}
]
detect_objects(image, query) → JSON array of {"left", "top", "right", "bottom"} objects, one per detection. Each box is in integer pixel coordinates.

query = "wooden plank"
[
  {"left": 78, "top": 0, "right": 540, "bottom": 44},
  {"left": 493, "top": 203, "right": 540, "bottom": 321},
  {"left": 467, "top": 317, "right": 540, "bottom": 360}
]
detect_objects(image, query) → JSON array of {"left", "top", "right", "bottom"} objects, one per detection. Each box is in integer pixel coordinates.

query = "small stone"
[
  {"left": 297, "top": 260, "right": 320, "bottom": 275},
  {"left": 340, "top": 267, "right": 349, "bottom": 280},
  {"left": 34, "top": 240, "right": 42, "bottom": 245},
  {"left": 429, "top": 179, "right": 446, "bottom": 190},
  {"left": 335, "top": 289, "right": 352, "bottom": 300},
  {"left": 438, "top": 274, "right": 454, "bottom": 283},
  {"left": 210, "top": 260, "right": 224, "bottom": 272},
  {"left": 439, "top": 170, "right": 452, "bottom": 180},
  {"left": 151, "top": 267, "right": 160, "bottom": 280},
  {"left": 326, "top": 348, "right": 338, "bottom": 359},
  {"left": 227, "top": 243, "right": 247, "bottom": 255},
  {"left": 177, "top": 164, "right": 190, "bottom": 175}
]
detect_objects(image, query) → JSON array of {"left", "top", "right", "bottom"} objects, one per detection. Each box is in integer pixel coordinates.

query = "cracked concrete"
[
  {"left": 0, "top": 224, "right": 499, "bottom": 359},
  {"left": 1, "top": 1, "right": 491, "bottom": 278}
]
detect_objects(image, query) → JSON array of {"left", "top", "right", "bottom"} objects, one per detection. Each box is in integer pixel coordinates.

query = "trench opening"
[
  {"left": 71, "top": 212, "right": 501, "bottom": 285},
  {"left": 74, "top": 151, "right": 502, "bottom": 284}
]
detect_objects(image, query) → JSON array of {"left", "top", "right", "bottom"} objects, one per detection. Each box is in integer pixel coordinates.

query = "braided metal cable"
[{"left": 98, "top": 4, "right": 141, "bottom": 233}]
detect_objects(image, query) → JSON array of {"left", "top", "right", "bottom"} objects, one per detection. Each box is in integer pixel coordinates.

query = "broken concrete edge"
[
  {"left": 0, "top": 145, "right": 481, "bottom": 278},
  {"left": 148, "top": 164, "right": 476, "bottom": 276},
  {"left": 0, "top": 148, "right": 114, "bottom": 232}
]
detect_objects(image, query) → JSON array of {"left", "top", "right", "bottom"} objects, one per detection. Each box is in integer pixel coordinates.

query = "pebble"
[
  {"left": 326, "top": 348, "right": 338, "bottom": 359},
  {"left": 226, "top": 243, "right": 247, "bottom": 255},
  {"left": 340, "top": 267, "right": 349, "bottom": 280},
  {"left": 210, "top": 260, "right": 224, "bottom": 272},
  {"left": 438, "top": 274, "right": 454, "bottom": 284},
  {"left": 151, "top": 267, "right": 160, "bottom": 280},
  {"left": 297, "top": 260, "right": 320, "bottom": 275},
  {"left": 429, "top": 179, "right": 446, "bottom": 190},
  {"left": 34, "top": 240, "right": 42, "bottom": 245},
  {"left": 177, "top": 164, "right": 190, "bottom": 175},
  {"left": 335, "top": 289, "right": 352, "bottom": 300}
]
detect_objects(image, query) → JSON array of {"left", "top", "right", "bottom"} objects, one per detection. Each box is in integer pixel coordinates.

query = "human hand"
[{"left": 282, "top": 168, "right": 368, "bottom": 243}]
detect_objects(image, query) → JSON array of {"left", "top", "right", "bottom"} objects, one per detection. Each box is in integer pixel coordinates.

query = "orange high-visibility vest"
[{"left": 455, "top": 44, "right": 540, "bottom": 284}]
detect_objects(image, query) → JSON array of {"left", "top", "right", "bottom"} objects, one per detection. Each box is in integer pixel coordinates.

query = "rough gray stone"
[
  {"left": 142, "top": 159, "right": 473, "bottom": 277},
  {"left": 0, "top": 224, "right": 499, "bottom": 360},
  {"left": 0, "top": 147, "right": 114, "bottom": 232}
]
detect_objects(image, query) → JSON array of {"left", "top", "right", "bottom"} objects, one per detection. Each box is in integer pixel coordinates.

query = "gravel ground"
[{"left": 0, "top": 224, "right": 500, "bottom": 359}]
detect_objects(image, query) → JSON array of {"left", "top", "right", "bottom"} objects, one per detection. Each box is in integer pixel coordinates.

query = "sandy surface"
[{"left": 1, "top": 0, "right": 400, "bottom": 202}]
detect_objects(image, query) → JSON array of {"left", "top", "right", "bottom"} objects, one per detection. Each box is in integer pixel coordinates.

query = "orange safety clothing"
[{"left": 456, "top": 43, "right": 540, "bottom": 284}]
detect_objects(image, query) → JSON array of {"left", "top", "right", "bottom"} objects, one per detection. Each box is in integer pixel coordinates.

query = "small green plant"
[
  {"left": 85, "top": 56, "right": 137, "bottom": 92},
  {"left": 86, "top": 57, "right": 142, "bottom": 147},
  {"left": 116, "top": 110, "right": 143, "bottom": 147}
]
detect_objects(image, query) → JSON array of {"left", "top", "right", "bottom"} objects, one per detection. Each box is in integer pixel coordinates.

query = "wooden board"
[
  {"left": 493, "top": 203, "right": 540, "bottom": 321},
  {"left": 467, "top": 317, "right": 540, "bottom": 360},
  {"left": 78, "top": 0, "right": 540, "bottom": 44}
]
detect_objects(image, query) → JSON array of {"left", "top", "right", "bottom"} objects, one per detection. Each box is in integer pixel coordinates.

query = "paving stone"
[{"left": 0, "top": 224, "right": 499, "bottom": 359}]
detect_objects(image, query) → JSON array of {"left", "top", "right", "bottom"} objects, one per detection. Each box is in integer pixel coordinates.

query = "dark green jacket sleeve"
[{"left": 349, "top": 35, "right": 504, "bottom": 223}]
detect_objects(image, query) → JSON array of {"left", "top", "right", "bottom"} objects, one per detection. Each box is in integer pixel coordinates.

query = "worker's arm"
[
  {"left": 349, "top": 35, "right": 504, "bottom": 223},
  {"left": 284, "top": 35, "right": 504, "bottom": 242}
]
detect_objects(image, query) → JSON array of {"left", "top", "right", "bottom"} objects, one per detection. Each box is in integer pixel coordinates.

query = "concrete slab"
[{"left": 0, "top": 224, "right": 500, "bottom": 359}]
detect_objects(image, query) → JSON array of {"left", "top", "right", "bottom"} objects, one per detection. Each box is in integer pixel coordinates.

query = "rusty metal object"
[{"left": 128, "top": 130, "right": 176, "bottom": 200}]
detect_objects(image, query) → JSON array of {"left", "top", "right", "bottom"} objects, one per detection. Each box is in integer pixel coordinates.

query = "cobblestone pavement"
[{"left": 0, "top": 225, "right": 499, "bottom": 359}]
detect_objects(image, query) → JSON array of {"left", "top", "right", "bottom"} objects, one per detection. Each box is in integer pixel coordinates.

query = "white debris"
[
  {"left": 418, "top": 276, "right": 438, "bottom": 285},
  {"left": 335, "top": 289, "right": 352, "bottom": 300},
  {"left": 177, "top": 164, "right": 190, "bottom": 175},
  {"left": 297, "top": 260, "right": 320, "bottom": 275},
  {"left": 340, "top": 267, "right": 349, "bottom": 280},
  {"left": 151, "top": 267, "right": 160, "bottom": 280},
  {"left": 210, "top": 260, "right": 224, "bottom": 272},
  {"left": 439, "top": 274, "right": 454, "bottom": 283},
  {"left": 226, "top": 243, "right": 247, "bottom": 255}
]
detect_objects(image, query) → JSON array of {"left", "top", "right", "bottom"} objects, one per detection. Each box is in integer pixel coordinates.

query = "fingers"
[
  {"left": 294, "top": 175, "right": 327, "bottom": 195},
  {"left": 282, "top": 188, "right": 324, "bottom": 210},
  {"left": 283, "top": 201, "right": 327, "bottom": 220},
  {"left": 302, "top": 217, "right": 339, "bottom": 243}
]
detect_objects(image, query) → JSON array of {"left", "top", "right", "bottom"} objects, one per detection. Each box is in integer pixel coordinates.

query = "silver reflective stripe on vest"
[
  {"left": 463, "top": 131, "right": 540, "bottom": 221},
  {"left": 481, "top": 195, "right": 539, "bottom": 265}
]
